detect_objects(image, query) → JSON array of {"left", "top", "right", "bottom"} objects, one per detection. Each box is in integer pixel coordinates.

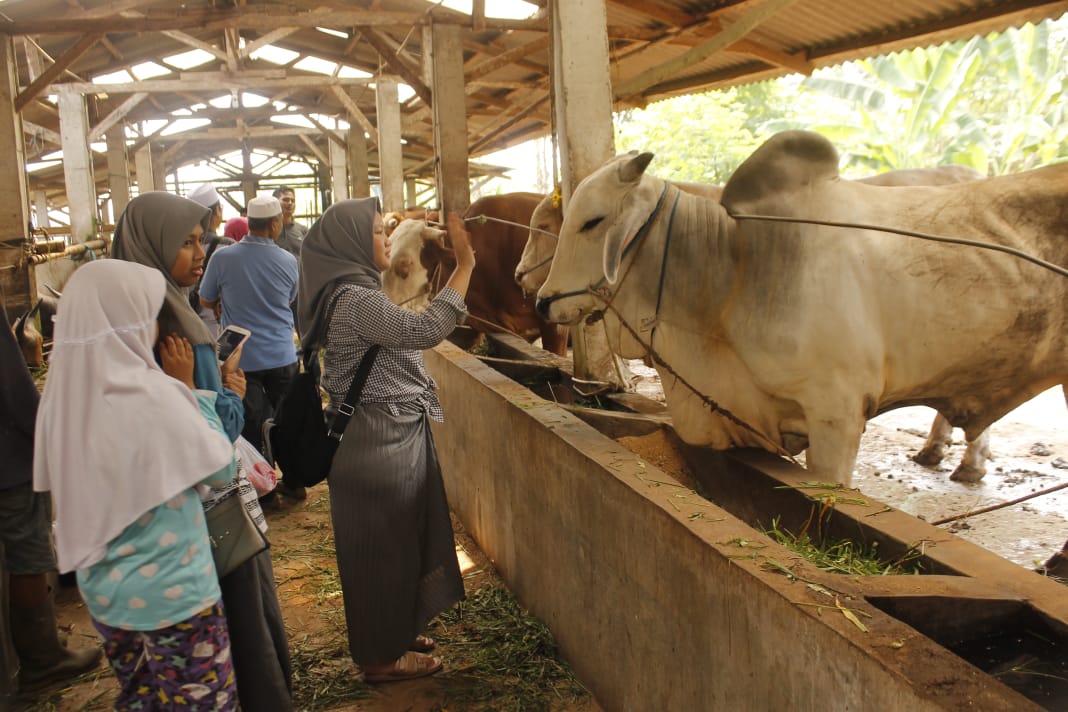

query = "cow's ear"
[
  {"left": 422, "top": 226, "right": 446, "bottom": 244},
  {"left": 619, "top": 152, "right": 654, "bottom": 183},
  {"left": 603, "top": 223, "right": 635, "bottom": 284}
]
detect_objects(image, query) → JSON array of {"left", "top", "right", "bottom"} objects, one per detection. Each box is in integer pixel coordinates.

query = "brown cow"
[
  {"left": 383, "top": 193, "right": 568, "bottom": 355},
  {"left": 12, "top": 300, "right": 44, "bottom": 368}
]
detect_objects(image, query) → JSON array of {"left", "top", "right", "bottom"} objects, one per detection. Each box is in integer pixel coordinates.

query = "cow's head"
[
  {"left": 381, "top": 219, "right": 449, "bottom": 312},
  {"left": 535, "top": 151, "right": 658, "bottom": 324},
  {"left": 515, "top": 192, "right": 563, "bottom": 294}
]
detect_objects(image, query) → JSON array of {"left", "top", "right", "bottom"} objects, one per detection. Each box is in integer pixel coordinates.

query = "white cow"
[
  {"left": 521, "top": 164, "right": 1001, "bottom": 482},
  {"left": 535, "top": 131, "right": 1068, "bottom": 486}
]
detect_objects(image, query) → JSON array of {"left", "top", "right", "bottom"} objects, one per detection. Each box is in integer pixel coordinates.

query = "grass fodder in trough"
[{"left": 762, "top": 517, "right": 924, "bottom": 576}]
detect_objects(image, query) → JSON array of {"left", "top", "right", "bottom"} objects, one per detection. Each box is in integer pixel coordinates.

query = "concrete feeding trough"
[{"left": 427, "top": 332, "right": 1068, "bottom": 711}]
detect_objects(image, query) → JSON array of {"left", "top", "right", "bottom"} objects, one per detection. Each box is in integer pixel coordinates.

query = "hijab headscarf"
[
  {"left": 34, "top": 260, "right": 234, "bottom": 573},
  {"left": 110, "top": 192, "right": 214, "bottom": 345},
  {"left": 297, "top": 197, "right": 382, "bottom": 347}
]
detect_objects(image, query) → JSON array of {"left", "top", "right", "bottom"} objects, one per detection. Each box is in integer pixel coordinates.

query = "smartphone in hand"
[{"left": 217, "top": 325, "right": 251, "bottom": 367}]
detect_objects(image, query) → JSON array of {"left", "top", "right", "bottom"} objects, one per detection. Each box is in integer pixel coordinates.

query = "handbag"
[
  {"left": 206, "top": 491, "right": 267, "bottom": 578},
  {"left": 266, "top": 344, "right": 379, "bottom": 488}
]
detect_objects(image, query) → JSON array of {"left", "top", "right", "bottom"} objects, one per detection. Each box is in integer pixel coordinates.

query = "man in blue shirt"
[{"left": 199, "top": 195, "right": 305, "bottom": 499}]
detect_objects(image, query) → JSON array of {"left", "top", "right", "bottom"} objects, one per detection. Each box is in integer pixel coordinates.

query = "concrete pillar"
[
  {"left": 33, "top": 190, "right": 49, "bottom": 228},
  {"left": 0, "top": 34, "right": 33, "bottom": 314},
  {"left": 241, "top": 146, "right": 256, "bottom": 205},
  {"left": 375, "top": 77, "right": 404, "bottom": 213},
  {"left": 57, "top": 84, "right": 98, "bottom": 243},
  {"left": 134, "top": 144, "right": 154, "bottom": 193},
  {"left": 348, "top": 127, "right": 370, "bottom": 198},
  {"left": 552, "top": 0, "right": 614, "bottom": 200},
  {"left": 329, "top": 137, "right": 349, "bottom": 202},
  {"left": 430, "top": 22, "right": 469, "bottom": 214},
  {"left": 405, "top": 176, "right": 419, "bottom": 209},
  {"left": 105, "top": 124, "right": 130, "bottom": 220},
  {"left": 551, "top": 0, "right": 629, "bottom": 391}
]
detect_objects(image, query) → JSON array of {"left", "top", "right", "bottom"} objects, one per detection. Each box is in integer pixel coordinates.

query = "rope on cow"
[
  {"left": 595, "top": 298, "right": 801, "bottom": 464},
  {"left": 729, "top": 213, "right": 1068, "bottom": 280},
  {"left": 463, "top": 213, "right": 558, "bottom": 238}
]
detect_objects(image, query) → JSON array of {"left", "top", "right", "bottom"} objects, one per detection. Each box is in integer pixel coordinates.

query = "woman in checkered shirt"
[{"left": 297, "top": 198, "right": 475, "bottom": 683}]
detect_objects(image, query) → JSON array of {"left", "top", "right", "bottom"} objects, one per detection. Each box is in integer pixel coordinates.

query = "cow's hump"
[{"left": 721, "top": 131, "right": 840, "bottom": 212}]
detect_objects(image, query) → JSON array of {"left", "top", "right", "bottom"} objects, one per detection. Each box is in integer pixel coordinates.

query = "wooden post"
[
  {"left": 57, "top": 84, "right": 98, "bottom": 243},
  {"left": 0, "top": 34, "right": 33, "bottom": 315},
  {"left": 430, "top": 21, "right": 469, "bottom": 214},
  {"left": 329, "top": 137, "right": 349, "bottom": 202},
  {"left": 134, "top": 144, "right": 155, "bottom": 193},
  {"left": 241, "top": 145, "right": 256, "bottom": 205},
  {"left": 375, "top": 77, "right": 404, "bottom": 213},
  {"left": 348, "top": 126, "right": 370, "bottom": 198},
  {"left": 105, "top": 124, "right": 130, "bottom": 220},
  {"left": 551, "top": 0, "right": 630, "bottom": 391}
]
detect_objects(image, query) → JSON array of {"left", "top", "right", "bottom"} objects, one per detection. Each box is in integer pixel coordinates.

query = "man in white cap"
[
  {"left": 198, "top": 195, "right": 304, "bottom": 499},
  {"left": 186, "top": 182, "right": 235, "bottom": 334}
]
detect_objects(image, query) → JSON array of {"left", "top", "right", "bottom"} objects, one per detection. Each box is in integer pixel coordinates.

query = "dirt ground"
[
  {"left": 17, "top": 495, "right": 601, "bottom": 712},
  {"left": 628, "top": 361, "right": 1068, "bottom": 569}
]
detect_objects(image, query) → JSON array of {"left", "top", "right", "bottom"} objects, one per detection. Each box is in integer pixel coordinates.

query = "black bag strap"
[{"left": 326, "top": 345, "right": 380, "bottom": 441}]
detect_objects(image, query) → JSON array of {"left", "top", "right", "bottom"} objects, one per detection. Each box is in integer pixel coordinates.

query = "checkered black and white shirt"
[{"left": 321, "top": 284, "right": 467, "bottom": 421}]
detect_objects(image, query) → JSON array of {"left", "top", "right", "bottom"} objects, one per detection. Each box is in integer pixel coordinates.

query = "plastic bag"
[{"left": 235, "top": 435, "right": 277, "bottom": 496}]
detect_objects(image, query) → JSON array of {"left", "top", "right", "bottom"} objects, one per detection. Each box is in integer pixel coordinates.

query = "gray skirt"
[{"left": 328, "top": 402, "right": 464, "bottom": 666}]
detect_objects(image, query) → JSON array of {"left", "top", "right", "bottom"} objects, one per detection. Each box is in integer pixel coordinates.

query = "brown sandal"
[
  {"left": 409, "top": 634, "right": 436, "bottom": 652},
  {"left": 363, "top": 651, "right": 442, "bottom": 683}
]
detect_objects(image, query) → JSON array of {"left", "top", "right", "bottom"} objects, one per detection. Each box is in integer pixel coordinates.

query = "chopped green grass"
[
  {"left": 431, "top": 586, "right": 589, "bottom": 711},
  {"left": 762, "top": 517, "right": 925, "bottom": 576}
]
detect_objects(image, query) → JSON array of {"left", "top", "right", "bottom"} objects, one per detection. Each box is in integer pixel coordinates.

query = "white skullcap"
[
  {"left": 247, "top": 195, "right": 282, "bottom": 218},
  {"left": 186, "top": 183, "right": 220, "bottom": 208}
]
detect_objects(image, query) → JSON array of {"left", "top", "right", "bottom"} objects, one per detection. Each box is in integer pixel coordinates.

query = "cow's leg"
[
  {"left": 804, "top": 413, "right": 866, "bottom": 486},
  {"left": 913, "top": 413, "right": 953, "bottom": 467},
  {"left": 1037, "top": 539, "right": 1068, "bottom": 581},
  {"left": 949, "top": 428, "right": 992, "bottom": 483}
]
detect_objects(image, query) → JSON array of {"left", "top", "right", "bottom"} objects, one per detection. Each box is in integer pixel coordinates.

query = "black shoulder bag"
[{"left": 267, "top": 344, "right": 380, "bottom": 488}]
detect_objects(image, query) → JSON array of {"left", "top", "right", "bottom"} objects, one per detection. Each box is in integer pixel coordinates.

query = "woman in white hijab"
[
  {"left": 110, "top": 192, "right": 294, "bottom": 711},
  {"left": 34, "top": 260, "right": 239, "bottom": 710}
]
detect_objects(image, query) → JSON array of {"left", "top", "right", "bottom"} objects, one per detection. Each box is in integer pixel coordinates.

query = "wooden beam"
[
  {"left": 47, "top": 72, "right": 385, "bottom": 95},
  {"left": 15, "top": 34, "right": 101, "bottom": 112},
  {"left": 472, "top": 0, "right": 486, "bottom": 31},
  {"left": 0, "top": 10, "right": 550, "bottom": 35},
  {"left": 465, "top": 35, "right": 550, "bottom": 82},
  {"left": 329, "top": 85, "right": 378, "bottom": 145},
  {"left": 607, "top": 0, "right": 697, "bottom": 27},
  {"left": 298, "top": 134, "right": 328, "bottom": 164},
  {"left": 160, "top": 30, "right": 229, "bottom": 63},
  {"left": 240, "top": 27, "right": 302, "bottom": 59},
  {"left": 304, "top": 113, "right": 346, "bottom": 149},
  {"left": 23, "top": 120, "right": 61, "bottom": 146},
  {"left": 612, "top": 0, "right": 802, "bottom": 101},
  {"left": 87, "top": 92, "right": 147, "bottom": 143},
  {"left": 358, "top": 27, "right": 433, "bottom": 107}
]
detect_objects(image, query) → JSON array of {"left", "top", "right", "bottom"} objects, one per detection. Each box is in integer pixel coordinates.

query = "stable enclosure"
[{"left": 427, "top": 333, "right": 1068, "bottom": 711}]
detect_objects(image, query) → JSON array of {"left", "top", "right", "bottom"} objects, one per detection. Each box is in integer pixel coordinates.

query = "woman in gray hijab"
[
  {"left": 298, "top": 197, "right": 475, "bottom": 682},
  {"left": 111, "top": 192, "right": 294, "bottom": 710},
  {"left": 111, "top": 192, "right": 246, "bottom": 436}
]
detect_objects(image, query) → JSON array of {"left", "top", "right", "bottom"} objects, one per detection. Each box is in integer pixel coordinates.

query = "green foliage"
[{"left": 613, "top": 16, "right": 1068, "bottom": 181}]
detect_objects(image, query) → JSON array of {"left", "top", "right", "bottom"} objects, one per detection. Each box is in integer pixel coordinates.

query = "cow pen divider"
[{"left": 426, "top": 331, "right": 1068, "bottom": 712}]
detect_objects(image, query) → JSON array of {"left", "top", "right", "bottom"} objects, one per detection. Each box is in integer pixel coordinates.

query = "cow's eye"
[{"left": 580, "top": 216, "right": 604, "bottom": 232}]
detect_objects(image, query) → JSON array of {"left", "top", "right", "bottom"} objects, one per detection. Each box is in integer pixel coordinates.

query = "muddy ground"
[{"left": 629, "top": 362, "right": 1068, "bottom": 569}]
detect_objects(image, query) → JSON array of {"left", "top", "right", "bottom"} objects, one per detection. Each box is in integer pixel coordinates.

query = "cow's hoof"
[
  {"left": 949, "top": 465, "right": 985, "bottom": 483},
  {"left": 912, "top": 447, "right": 945, "bottom": 467}
]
